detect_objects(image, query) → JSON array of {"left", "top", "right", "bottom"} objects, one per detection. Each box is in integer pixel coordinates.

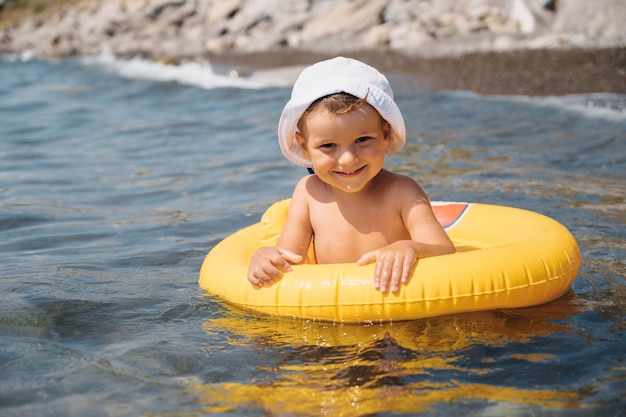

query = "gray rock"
[
  {"left": 554, "top": 0, "right": 626, "bottom": 44},
  {"left": 1, "top": 0, "right": 624, "bottom": 61}
]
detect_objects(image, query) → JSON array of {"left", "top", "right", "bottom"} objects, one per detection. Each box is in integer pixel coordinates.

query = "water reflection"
[{"left": 194, "top": 293, "right": 589, "bottom": 416}]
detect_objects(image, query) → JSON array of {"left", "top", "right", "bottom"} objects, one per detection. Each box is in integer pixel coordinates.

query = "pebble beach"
[{"left": 1, "top": 0, "right": 625, "bottom": 95}]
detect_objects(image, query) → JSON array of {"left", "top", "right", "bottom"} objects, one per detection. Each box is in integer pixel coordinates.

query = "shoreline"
[
  {"left": 1, "top": 0, "right": 625, "bottom": 96},
  {"left": 202, "top": 47, "right": 626, "bottom": 96}
]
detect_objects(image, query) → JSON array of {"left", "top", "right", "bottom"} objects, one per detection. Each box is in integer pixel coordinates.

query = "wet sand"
[{"left": 205, "top": 47, "right": 626, "bottom": 96}]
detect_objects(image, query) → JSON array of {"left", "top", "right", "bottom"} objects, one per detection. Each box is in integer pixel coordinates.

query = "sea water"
[{"left": 0, "top": 53, "right": 624, "bottom": 417}]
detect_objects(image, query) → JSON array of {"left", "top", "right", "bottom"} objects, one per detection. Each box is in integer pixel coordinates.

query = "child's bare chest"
[{"left": 309, "top": 203, "right": 410, "bottom": 263}]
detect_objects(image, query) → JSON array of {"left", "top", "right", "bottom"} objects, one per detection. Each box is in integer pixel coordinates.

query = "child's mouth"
[{"left": 335, "top": 166, "right": 365, "bottom": 177}]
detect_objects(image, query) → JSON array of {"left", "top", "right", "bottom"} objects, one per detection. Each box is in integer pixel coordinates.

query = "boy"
[{"left": 248, "top": 57, "right": 455, "bottom": 293}]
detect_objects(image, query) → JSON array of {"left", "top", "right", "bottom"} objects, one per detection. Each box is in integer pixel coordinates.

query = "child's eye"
[
  {"left": 318, "top": 143, "right": 335, "bottom": 149},
  {"left": 356, "top": 136, "right": 373, "bottom": 143}
]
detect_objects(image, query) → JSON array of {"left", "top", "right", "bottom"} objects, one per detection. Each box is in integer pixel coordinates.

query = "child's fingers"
[
  {"left": 389, "top": 256, "right": 416, "bottom": 292},
  {"left": 248, "top": 250, "right": 296, "bottom": 286},
  {"left": 259, "top": 252, "right": 295, "bottom": 287},
  {"left": 389, "top": 263, "right": 402, "bottom": 293},
  {"left": 362, "top": 244, "right": 418, "bottom": 293},
  {"left": 374, "top": 253, "right": 393, "bottom": 292},
  {"left": 278, "top": 248, "right": 303, "bottom": 264},
  {"left": 375, "top": 255, "right": 415, "bottom": 293},
  {"left": 248, "top": 274, "right": 263, "bottom": 286},
  {"left": 401, "top": 256, "right": 414, "bottom": 284},
  {"left": 356, "top": 250, "right": 378, "bottom": 266},
  {"left": 247, "top": 265, "right": 280, "bottom": 286}
]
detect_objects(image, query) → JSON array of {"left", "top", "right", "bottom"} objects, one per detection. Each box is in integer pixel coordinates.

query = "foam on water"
[
  {"left": 79, "top": 50, "right": 269, "bottom": 90},
  {"left": 517, "top": 93, "right": 626, "bottom": 122}
]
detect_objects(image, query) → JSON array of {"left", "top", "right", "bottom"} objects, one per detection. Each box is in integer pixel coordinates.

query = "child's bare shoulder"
[
  {"left": 293, "top": 174, "right": 329, "bottom": 197},
  {"left": 382, "top": 170, "right": 426, "bottom": 195},
  {"left": 291, "top": 174, "right": 327, "bottom": 204}
]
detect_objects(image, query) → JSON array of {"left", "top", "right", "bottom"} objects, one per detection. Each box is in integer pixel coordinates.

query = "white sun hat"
[{"left": 278, "top": 56, "right": 407, "bottom": 168}]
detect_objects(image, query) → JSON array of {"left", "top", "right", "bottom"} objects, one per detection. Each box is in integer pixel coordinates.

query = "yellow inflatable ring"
[{"left": 199, "top": 199, "right": 581, "bottom": 323}]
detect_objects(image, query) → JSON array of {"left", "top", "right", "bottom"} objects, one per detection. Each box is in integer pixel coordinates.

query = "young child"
[{"left": 248, "top": 57, "right": 455, "bottom": 293}]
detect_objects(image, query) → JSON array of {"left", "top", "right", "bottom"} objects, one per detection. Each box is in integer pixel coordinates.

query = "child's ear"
[
  {"left": 383, "top": 122, "right": 392, "bottom": 145},
  {"left": 295, "top": 131, "right": 310, "bottom": 158}
]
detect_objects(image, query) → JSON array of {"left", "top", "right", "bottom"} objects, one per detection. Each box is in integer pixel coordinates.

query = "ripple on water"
[{"left": 0, "top": 57, "right": 624, "bottom": 416}]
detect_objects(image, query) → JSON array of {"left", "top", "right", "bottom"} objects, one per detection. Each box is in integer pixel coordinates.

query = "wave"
[
  {"left": 79, "top": 50, "right": 272, "bottom": 90},
  {"left": 0, "top": 50, "right": 37, "bottom": 62},
  {"left": 537, "top": 93, "right": 626, "bottom": 119},
  {"left": 506, "top": 93, "right": 626, "bottom": 122}
]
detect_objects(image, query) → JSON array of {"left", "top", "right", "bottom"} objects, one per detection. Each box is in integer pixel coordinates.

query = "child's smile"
[
  {"left": 335, "top": 166, "right": 365, "bottom": 176},
  {"left": 297, "top": 103, "right": 390, "bottom": 193}
]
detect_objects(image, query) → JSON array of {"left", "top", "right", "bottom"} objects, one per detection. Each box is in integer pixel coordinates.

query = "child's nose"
[{"left": 338, "top": 148, "right": 357, "bottom": 165}]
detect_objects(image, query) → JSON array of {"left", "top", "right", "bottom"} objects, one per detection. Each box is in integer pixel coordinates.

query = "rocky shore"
[{"left": 1, "top": 0, "right": 625, "bottom": 95}]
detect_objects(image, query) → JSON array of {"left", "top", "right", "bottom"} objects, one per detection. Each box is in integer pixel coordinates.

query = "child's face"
[{"left": 296, "top": 103, "right": 391, "bottom": 194}]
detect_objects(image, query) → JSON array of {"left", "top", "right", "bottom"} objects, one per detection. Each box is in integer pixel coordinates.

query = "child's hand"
[
  {"left": 357, "top": 241, "right": 418, "bottom": 293},
  {"left": 247, "top": 247, "right": 303, "bottom": 287}
]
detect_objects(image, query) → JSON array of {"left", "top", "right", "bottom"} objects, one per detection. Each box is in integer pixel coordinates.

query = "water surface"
[{"left": 0, "top": 55, "right": 624, "bottom": 416}]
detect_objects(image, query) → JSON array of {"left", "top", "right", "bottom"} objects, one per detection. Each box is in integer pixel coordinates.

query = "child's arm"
[
  {"left": 357, "top": 178, "right": 455, "bottom": 293},
  {"left": 247, "top": 178, "right": 314, "bottom": 286}
]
